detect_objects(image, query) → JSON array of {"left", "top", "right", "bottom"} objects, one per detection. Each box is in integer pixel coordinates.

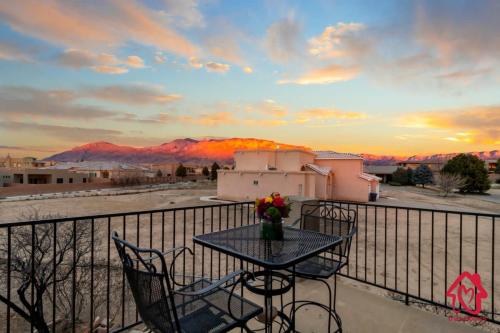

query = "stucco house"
[{"left": 217, "top": 149, "right": 380, "bottom": 202}]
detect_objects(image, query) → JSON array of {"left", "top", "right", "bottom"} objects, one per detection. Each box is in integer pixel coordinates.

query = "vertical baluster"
[
  {"left": 7, "top": 226, "right": 11, "bottom": 333},
  {"left": 72, "top": 220, "right": 76, "bottom": 333},
  {"left": 431, "top": 212, "right": 434, "bottom": 302},
  {"left": 106, "top": 217, "right": 111, "bottom": 333},
  {"left": 384, "top": 207, "right": 387, "bottom": 288},
  {"left": 405, "top": 209, "right": 409, "bottom": 305},
  {"left": 444, "top": 213, "right": 448, "bottom": 307},
  {"left": 395, "top": 208, "right": 398, "bottom": 291},
  {"left": 90, "top": 218, "right": 95, "bottom": 331}
]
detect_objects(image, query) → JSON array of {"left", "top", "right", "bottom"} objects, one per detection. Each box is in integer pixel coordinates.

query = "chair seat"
[
  {"left": 173, "top": 279, "right": 262, "bottom": 333},
  {"left": 293, "top": 255, "right": 345, "bottom": 279}
]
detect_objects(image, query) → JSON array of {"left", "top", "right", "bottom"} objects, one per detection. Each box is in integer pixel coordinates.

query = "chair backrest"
[
  {"left": 300, "top": 203, "right": 357, "bottom": 261},
  {"left": 112, "top": 231, "right": 180, "bottom": 332}
]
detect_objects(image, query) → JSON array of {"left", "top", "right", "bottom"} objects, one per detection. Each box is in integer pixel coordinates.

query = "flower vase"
[{"left": 260, "top": 218, "right": 284, "bottom": 240}]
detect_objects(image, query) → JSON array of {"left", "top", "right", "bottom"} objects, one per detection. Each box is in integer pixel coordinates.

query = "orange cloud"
[
  {"left": 189, "top": 57, "right": 203, "bottom": 69},
  {"left": 124, "top": 55, "right": 145, "bottom": 68},
  {"left": 56, "top": 49, "right": 145, "bottom": 74},
  {"left": 92, "top": 65, "right": 129, "bottom": 74},
  {"left": 401, "top": 106, "right": 500, "bottom": 144},
  {"left": 296, "top": 108, "right": 366, "bottom": 123},
  {"left": 178, "top": 112, "right": 237, "bottom": 126},
  {"left": 277, "top": 64, "right": 359, "bottom": 84},
  {"left": 0, "top": 0, "right": 198, "bottom": 57}
]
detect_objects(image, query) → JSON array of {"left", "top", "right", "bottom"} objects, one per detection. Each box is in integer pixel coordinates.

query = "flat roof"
[
  {"left": 364, "top": 165, "right": 399, "bottom": 174},
  {"left": 314, "top": 151, "right": 363, "bottom": 160},
  {"left": 234, "top": 149, "right": 316, "bottom": 156}
]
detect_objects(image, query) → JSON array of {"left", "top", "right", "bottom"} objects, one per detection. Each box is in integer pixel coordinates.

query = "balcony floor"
[
  {"left": 241, "top": 276, "right": 489, "bottom": 332},
  {"left": 130, "top": 275, "right": 488, "bottom": 333}
]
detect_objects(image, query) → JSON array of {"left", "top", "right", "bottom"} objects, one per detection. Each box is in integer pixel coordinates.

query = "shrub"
[
  {"left": 388, "top": 181, "right": 401, "bottom": 186},
  {"left": 442, "top": 154, "right": 490, "bottom": 193},
  {"left": 436, "top": 172, "right": 466, "bottom": 196}
]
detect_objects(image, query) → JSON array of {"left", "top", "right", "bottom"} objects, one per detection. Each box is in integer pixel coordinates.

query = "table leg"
[{"left": 265, "top": 268, "right": 272, "bottom": 333}]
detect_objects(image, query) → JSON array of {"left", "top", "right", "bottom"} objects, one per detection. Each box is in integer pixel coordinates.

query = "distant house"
[
  {"left": 364, "top": 165, "right": 399, "bottom": 183},
  {"left": 217, "top": 149, "right": 380, "bottom": 202},
  {"left": 46, "top": 161, "right": 152, "bottom": 180},
  {"left": 486, "top": 159, "right": 498, "bottom": 173},
  {"left": 0, "top": 155, "right": 56, "bottom": 168},
  {"left": 397, "top": 159, "right": 445, "bottom": 174},
  {"left": 0, "top": 167, "right": 88, "bottom": 185}
]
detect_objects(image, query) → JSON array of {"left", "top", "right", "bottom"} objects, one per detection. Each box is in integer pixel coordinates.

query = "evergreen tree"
[
  {"left": 156, "top": 169, "right": 163, "bottom": 177},
  {"left": 412, "top": 165, "right": 434, "bottom": 187},
  {"left": 175, "top": 164, "right": 187, "bottom": 179},
  {"left": 442, "top": 154, "right": 490, "bottom": 193},
  {"left": 202, "top": 166, "right": 210, "bottom": 177},
  {"left": 210, "top": 162, "right": 220, "bottom": 181},
  {"left": 392, "top": 167, "right": 411, "bottom": 185}
]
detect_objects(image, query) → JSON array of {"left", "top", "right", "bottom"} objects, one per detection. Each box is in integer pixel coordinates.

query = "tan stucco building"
[
  {"left": 217, "top": 149, "right": 380, "bottom": 202},
  {"left": 0, "top": 168, "right": 89, "bottom": 186}
]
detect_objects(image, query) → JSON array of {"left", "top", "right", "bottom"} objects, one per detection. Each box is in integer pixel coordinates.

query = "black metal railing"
[
  {"left": 0, "top": 200, "right": 499, "bottom": 332},
  {"left": 0, "top": 202, "right": 256, "bottom": 333},
  {"left": 323, "top": 200, "right": 500, "bottom": 325}
]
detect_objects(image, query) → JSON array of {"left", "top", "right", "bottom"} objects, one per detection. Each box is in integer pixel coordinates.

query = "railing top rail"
[
  {"left": 321, "top": 199, "right": 500, "bottom": 218},
  {"left": 0, "top": 200, "right": 254, "bottom": 228}
]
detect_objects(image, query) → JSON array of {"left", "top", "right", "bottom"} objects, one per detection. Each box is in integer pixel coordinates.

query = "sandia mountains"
[{"left": 45, "top": 138, "right": 499, "bottom": 165}]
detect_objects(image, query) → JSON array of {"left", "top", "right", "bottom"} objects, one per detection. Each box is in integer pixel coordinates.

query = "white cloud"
[{"left": 205, "top": 61, "right": 230, "bottom": 73}]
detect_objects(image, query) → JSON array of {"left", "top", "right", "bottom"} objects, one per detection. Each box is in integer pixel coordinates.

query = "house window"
[
  {"left": 69, "top": 178, "right": 73, "bottom": 183},
  {"left": 253, "top": 180, "right": 258, "bottom": 185},
  {"left": 83, "top": 178, "right": 87, "bottom": 183},
  {"left": 298, "top": 184, "right": 303, "bottom": 196},
  {"left": 56, "top": 178, "right": 63, "bottom": 184}
]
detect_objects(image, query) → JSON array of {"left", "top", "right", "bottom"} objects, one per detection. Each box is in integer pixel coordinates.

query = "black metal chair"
[
  {"left": 285, "top": 203, "right": 356, "bottom": 333},
  {"left": 112, "top": 231, "right": 262, "bottom": 333}
]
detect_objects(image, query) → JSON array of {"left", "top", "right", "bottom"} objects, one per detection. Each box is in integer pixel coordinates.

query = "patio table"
[{"left": 193, "top": 223, "right": 342, "bottom": 332}]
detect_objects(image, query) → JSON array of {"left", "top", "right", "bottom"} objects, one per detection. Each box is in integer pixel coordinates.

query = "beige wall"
[
  {"left": 234, "top": 150, "right": 315, "bottom": 172},
  {"left": 234, "top": 151, "right": 275, "bottom": 170},
  {"left": 217, "top": 170, "right": 316, "bottom": 200},
  {"left": 314, "top": 159, "right": 370, "bottom": 202},
  {"left": 221, "top": 151, "right": 379, "bottom": 203}
]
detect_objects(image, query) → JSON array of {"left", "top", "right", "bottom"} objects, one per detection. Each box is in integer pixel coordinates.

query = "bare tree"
[
  {"left": 436, "top": 172, "right": 466, "bottom": 197},
  {"left": 0, "top": 209, "right": 103, "bottom": 332}
]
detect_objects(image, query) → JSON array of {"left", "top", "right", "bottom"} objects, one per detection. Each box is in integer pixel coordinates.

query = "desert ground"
[{"left": 0, "top": 183, "right": 498, "bottom": 223}]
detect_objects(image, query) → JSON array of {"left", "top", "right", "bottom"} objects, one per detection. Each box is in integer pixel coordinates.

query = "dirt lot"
[
  {"left": 0, "top": 182, "right": 218, "bottom": 223},
  {"left": 378, "top": 184, "right": 500, "bottom": 214}
]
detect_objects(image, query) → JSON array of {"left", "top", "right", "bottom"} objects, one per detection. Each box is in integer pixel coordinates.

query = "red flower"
[{"left": 273, "top": 196, "right": 285, "bottom": 207}]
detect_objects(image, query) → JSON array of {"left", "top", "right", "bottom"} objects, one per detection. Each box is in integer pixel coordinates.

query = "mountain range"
[{"left": 45, "top": 138, "right": 499, "bottom": 165}]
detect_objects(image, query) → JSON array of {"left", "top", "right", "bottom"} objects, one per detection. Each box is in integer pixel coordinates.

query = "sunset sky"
[{"left": 0, "top": 0, "right": 499, "bottom": 158}]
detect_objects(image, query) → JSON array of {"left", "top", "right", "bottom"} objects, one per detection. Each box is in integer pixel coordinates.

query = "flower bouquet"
[{"left": 255, "top": 192, "right": 291, "bottom": 240}]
